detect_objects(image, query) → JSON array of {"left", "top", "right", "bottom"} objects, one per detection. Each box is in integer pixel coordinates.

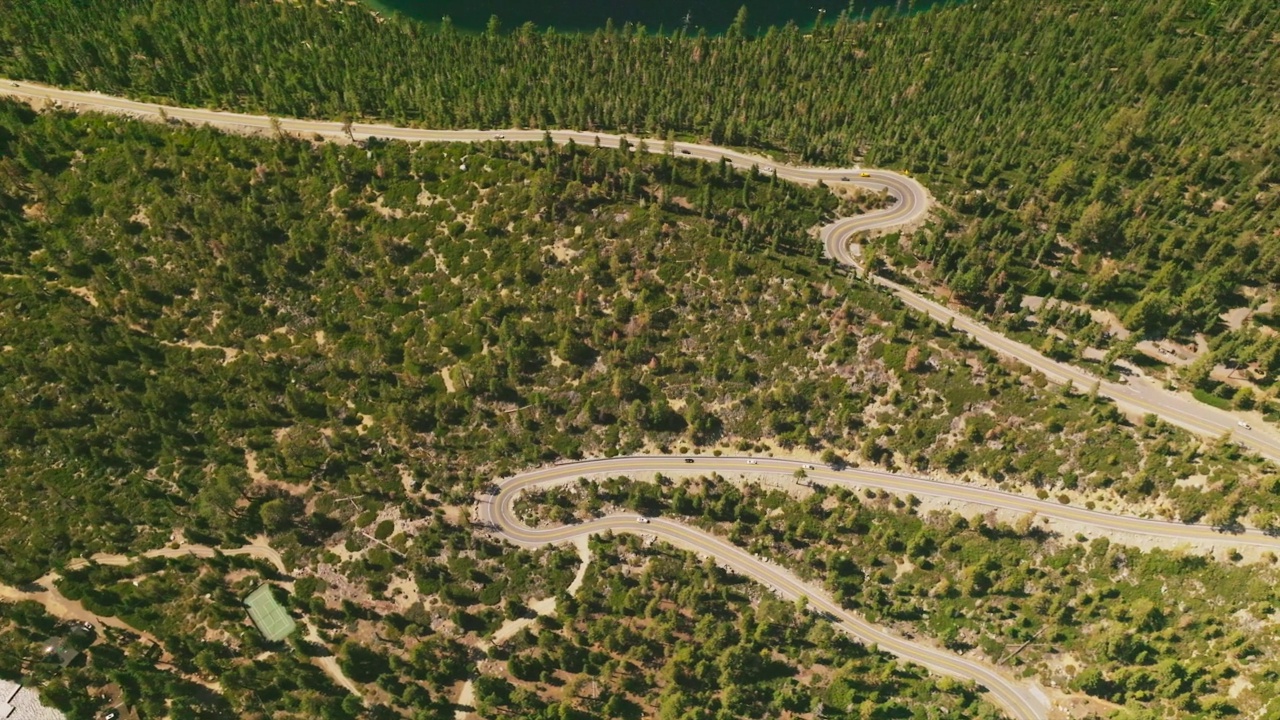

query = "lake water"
[{"left": 367, "top": 0, "right": 946, "bottom": 34}]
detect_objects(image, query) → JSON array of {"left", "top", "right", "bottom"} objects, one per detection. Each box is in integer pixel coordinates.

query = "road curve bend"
[
  {"left": 484, "top": 457, "right": 1054, "bottom": 719},
  {"left": 3, "top": 79, "right": 1274, "bottom": 717},
  {"left": 3, "top": 79, "right": 1277, "bottom": 462}
]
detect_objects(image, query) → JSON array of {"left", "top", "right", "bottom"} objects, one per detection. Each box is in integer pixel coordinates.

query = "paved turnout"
[{"left": 4, "top": 78, "right": 1276, "bottom": 718}]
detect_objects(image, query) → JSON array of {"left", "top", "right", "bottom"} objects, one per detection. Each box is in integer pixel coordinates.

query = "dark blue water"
[{"left": 367, "top": 0, "right": 943, "bottom": 34}]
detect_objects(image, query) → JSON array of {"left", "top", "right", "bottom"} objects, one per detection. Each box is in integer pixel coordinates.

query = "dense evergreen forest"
[
  {"left": 4, "top": 99, "right": 1275, "bottom": 589},
  {"left": 2, "top": 1, "right": 1279, "bottom": 715},
  {"left": 0, "top": 98, "right": 1020, "bottom": 713},
  {"left": 2, "top": 0, "right": 1279, "bottom": 382}
]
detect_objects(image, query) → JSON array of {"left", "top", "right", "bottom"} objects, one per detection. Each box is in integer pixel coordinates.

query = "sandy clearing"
[
  {"left": 544, "top": 237, "right": 580, "bottom": 263},
  {"left": 68, "top": 286, "right": 99, "bottom": 307},
  {"left": 160, "top": 338, "right": 241, "bottom": 364},
  {"left": 245, "top": 449, "right": 307, "bottom": 496},
  {"left": 454, "top": 536, "right": 592, "bottom": 719},
  {"left": 384, "top": 575, "right": 419, "bottom": 612}
]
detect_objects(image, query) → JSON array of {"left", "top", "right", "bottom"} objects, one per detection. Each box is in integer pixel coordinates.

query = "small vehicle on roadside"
[
  {"left": 1238, "top": 421, "right": 1252, "bottom": 430},
  {"left": 684, "top": 458, "right": 695, "bottom": 463},
  {"left": 747, "top": 459, "right": 758, "bottom": 465},
  {"left": 637, "top": 517, "right": 650, "bottom": 524},
  {"left": 860, "top": 172, "right": 871, "bottom": 177},
  {"left": 680, "top": 149, "right": 691, "bottom": 154}
]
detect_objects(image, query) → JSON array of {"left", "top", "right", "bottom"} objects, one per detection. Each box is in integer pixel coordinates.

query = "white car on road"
[{"left": 1238, "top": 421, "right": 1252, "bottom": 430}]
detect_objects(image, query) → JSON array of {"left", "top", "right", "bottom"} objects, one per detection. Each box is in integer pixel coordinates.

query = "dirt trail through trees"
[
  {"left": 454, "top": 536, "right": 591, "bottom": 719},
  {"left": 2, "top": 540, "right": 363, "bottom": 702}
]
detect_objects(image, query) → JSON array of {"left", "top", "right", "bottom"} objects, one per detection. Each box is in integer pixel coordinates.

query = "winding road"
[
  {"left": 4, "top": 78, "right": 1277, "bottom": 718},
  {"left": 2, "top": 78, "right": 1276, "bottom": 462},
  {"left": 823, "top": 233, "right": 1280, "bottom": 463},
  {"left": 483, "top": 455, "right": 1280, "bottom": 719},
  {"left": 493, "top": 456, "right": 1280, "bottom": 554},
  {"left": 485, "top": 458, "right": 1055, "bottom": 718}
]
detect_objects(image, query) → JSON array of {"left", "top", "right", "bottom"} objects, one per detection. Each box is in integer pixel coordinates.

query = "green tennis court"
[{"left": 244, "top": 584, "right": 297, "bottom": 641}]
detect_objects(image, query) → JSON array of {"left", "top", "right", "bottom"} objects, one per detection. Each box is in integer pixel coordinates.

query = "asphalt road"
[
  {"left": 847, "top": 269, "right": 1280, "bottom": 463},
  {"left": 482, "top": 452, "right": 1280, "bottom": 716},
  {"left": 494, "top": 456, "right": 1280, "bottom": 553},
  {"left": 3, "top": 78, "right": 1274, "bottom": 462},
  {"left": 485, "top": 456, "right": 1058, "bottom": 719},
  {"left": 4, "top": 78, "right": 1273, "bottom": 718},
  {"left": 817, "top": 202, "right": 1280, "bottom": 465}
]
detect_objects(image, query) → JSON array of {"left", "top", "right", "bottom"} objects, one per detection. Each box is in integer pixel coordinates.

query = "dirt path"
[
  {"left": 303, "top": 619, "right": 364, "bottom": 700},
  {"left": 1, "top": 540, "right": 288, "bottom": 649},
  {"left": 64, "top": 540, "right": 370, "bottom": 700},
  {"left": 0, "top": 574, "right": 166, "bottom": 650},
  {"left": 68, "top": 539, "right": 287, "bottom": 575},
  {"left": 0, "top": 574, "right": 227, "bottom": 694},
  {"left": 454, "top": 537, "right": 592, "bottom": 719},
  {"left": 454, "top": 679, "right": 476, "bottom": 719},
  {"left": 0, "top": 540, "right": 313, "bottom": 699}
]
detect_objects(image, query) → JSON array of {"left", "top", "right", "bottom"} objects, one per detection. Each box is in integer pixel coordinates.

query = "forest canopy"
[
  {"left": 2, "top": 0, "right": 1278, "bottom": 395},
  {"left": 3, "top": 98, "right": 1273, "bottom": 586},
  {"left": 2, "top": 3, "right": 1280, "bottom": 715}
]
